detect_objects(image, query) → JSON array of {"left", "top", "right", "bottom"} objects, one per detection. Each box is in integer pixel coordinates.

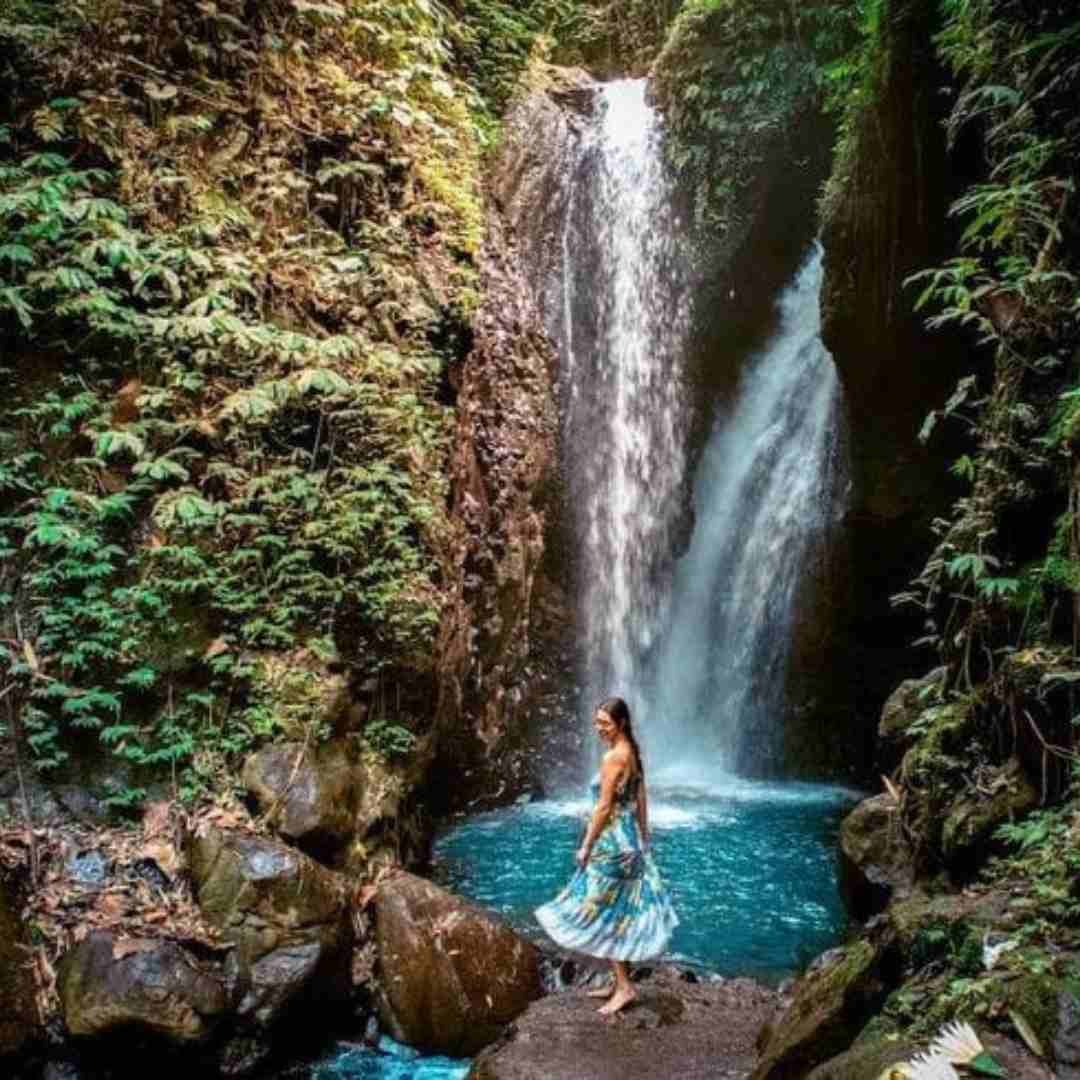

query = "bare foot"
[
  {"left": 597, "top": 986, "right": 637, "bottom": 1015},
  {"left": 586, "top": 983, "right": 614, "bottom": 999}
]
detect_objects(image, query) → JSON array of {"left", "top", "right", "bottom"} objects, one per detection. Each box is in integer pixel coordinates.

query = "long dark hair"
[{"left": 598, "top": 696, "right": 644, "bottom": 783}]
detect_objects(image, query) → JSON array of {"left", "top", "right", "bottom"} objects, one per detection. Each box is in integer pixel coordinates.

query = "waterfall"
[
  {"left": 557, "top": 81, "right": 693, "bottom": 727},
  {"left": 555, "top": 80, "right": 845, "bottom": 785},
  {"left": 646, "top": 246, "right": 845, "bottom": 784}
]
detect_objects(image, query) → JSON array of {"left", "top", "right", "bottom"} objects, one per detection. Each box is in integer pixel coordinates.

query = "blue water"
[
  {"left": 433, "top": 778, "right": 859, "bottom": 982},
  {"left": 311, "top": 1036, "right": 469, "bottom": 1080}
]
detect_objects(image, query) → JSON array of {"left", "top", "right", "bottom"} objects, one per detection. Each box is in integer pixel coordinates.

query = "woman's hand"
[{"left": 575, "top": 845, "right": 590, "bottom": 867}]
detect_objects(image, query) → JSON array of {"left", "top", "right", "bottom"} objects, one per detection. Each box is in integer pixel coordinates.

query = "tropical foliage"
[{"left": 0, "top": 0, "right": 486, "bottom": 800}]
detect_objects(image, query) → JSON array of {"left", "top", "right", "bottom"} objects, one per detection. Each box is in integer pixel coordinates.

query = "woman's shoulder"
[{"left": 601, "top": 744, "right": 634, "bottom": 775}]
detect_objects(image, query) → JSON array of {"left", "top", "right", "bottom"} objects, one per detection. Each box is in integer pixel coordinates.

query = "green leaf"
[{"left": 96, "top": 430, "right": 146, "bottom": 459}]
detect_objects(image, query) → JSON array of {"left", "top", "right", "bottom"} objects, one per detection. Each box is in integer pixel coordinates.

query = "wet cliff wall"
[
  {"left": 819, "top": 0, "right": 972, "bottom": 744},
  {"left": 651, "top": 0, "right": 865, "bottom": 778}
]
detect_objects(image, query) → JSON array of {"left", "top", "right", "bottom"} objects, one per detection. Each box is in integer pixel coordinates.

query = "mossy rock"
[
  {"left": 752, "top": 935, "right": 899, "bottom": 1080},
  {"left": 1005, "top": 972, "right": 1064, "bottom": 1062},
  {"left": 187, "top": 826, "right": 352, "bottom": 1029},
  {"left": 878, "top": 668, "right": 946, "bottom": 765},
  {"left": 57, "top": 931, "right": 229, "bottom": 1044},
  {"left": 805, "top": 1035, "right": 919, "bottom": 1080},
  {"left": 897, "top": 697, "right": 977, "bottom": 867},
  {"left": 885, "top": 891, "right": 963, "bottom": 951},
  {"left": 940, "top": 757, "right": 1039, "bottom": 877},
  {"left": 839, "top": 794, "right": 914, "bottom": 921}
]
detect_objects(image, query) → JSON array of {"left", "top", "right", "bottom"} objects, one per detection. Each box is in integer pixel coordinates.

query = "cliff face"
[
  {"left": 430, "top": 74, "right": 592, "bottom": 808},
  {"left": 819, "top": 0, "right": 969, "bottom": 731}
]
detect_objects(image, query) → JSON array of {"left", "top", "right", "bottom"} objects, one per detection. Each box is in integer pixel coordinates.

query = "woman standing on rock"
[{"left": 535, "top": 696, "right": 678, "bottom": 1015}]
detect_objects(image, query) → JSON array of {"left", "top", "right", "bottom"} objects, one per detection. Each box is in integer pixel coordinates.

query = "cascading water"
[
  {"left": 646, "top": 245, "right": 846, "bottom": 783},
  {"left": 311, "top": 73, "right": 857, "bottom": 1080},
  {"left": 556, "top": 83, "right": 844, "bottom": 785},
  {"left": 556, "top": 81, "right": 693, "bottom": 725}
]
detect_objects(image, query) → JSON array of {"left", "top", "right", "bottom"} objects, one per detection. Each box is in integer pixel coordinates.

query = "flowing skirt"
[{"left": 535, "top": 806, "right": 678, "bottom": 962}]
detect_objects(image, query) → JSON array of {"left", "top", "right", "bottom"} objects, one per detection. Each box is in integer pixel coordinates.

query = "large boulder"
[
  {"left": 752, "top": 932, "right": 899, "bottom": 1080},
  {"left": 187, "top": 826, "right": 351, "bottom": 1029},
  {"left": 838, "top": 794, "right": 913, "bottom": 921},
  {"left": 242, "top": 740, "right": 361, "bottom": 859},
  {"left": 0, "top": 878, "right": 39, "bottom": 1058},
  {"left": 374, "top": 871, "right": 541, "bottom": 1056},
  {"left": 940, "top": 757, "right": 1039, "bottom": 877},
  {"left": 57, "top": 931, "right": 229, "bottom": 1043},
  {"left": 469, "top": 969, "right": 778, "bottom": 1080}
]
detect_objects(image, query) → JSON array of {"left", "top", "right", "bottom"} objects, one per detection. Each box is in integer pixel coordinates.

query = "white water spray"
[
  {"left": 556, "top": 81, "right": 845, "bottom": 787},
  {"left": 646, "top": 246, "right": 845, "bottom": 784},
  {"left": 557, "top": 81, "right": 693, "bottom": 724}
]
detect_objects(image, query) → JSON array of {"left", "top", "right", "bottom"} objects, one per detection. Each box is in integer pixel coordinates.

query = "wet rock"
[
  {"left": 838, "top": 794, "right": 913, "bottom": 920},
  {"left": 0, "top": 877, "right": 39, "bottom": 1058},
  {"left": 940, "top": 757, "right": 1039, "bottom": 877},
  {"left": 469, "top": 970, "right": 778, "bottom": 1080},
  {"left": 374, "top": 871, "right": 541, "bottom": 1056},
  {"left": 42, "top": 1062, "right": 83, "bottom": 1080},
  {"left": 187, "top": 826, "right": 351, "bottom": 1029},
  {"left": 752, "top": 932, "right": 899, "bottom": 1080},
  {"left": 242, "top": 740, "right": 362, "bottom": 858},
  {"left": 820, "top": 0, "right": 967, "bottom": 751},
  {"left": 57, "top": 930, "right": 229, "bottom": 1043}
]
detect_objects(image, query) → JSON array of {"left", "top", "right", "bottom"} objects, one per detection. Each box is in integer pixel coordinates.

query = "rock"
[
  {"left": 1056, "top": 984, "right": 1080, "bottom": 1079},
  {"left": 982, "top": 1031, "right": 1058, "bottom": 1080},
  {"left": 242, "top": 740, "right": 362, "bottom": 858},
  {"left": 838, "top": 794, "right": 913, "bottom": 920},
  {"left": 469, "top": 970, "right": 778, "bottom": 1080},
  {"left": 0, "top": 878, "right": 39, "bottom": 1058},
  {"left": 751, "top": 933, "right": 899, "bottom": 1080},
  {"left": 805, "top": 1037, "right": 919, "bottom": 1080},
  {"left": 66, "top": 848, "right": 110, "bottom": 888},
  {"left": 57, "top": 930, "right": 229, "bottom": 1043},
  {"left": 878, "top": 669, "right": 946, "bottom": 766},
  {"left": 820, "top": 0, "right": 968, "bottom": 751},
  {"left": 374, "top": 871, "right": 542, "bottom": 1056},
  {"left": 433, "top": 104, "right": 567, "bottom": 809},
  {"left": 940, "top": 757, "right": 1039, "bottom": 877},
  {"left": 43, "top": 1062, "right": 83, "bottom": 1080},
  {"left": 187, "top": 826, "right": 351, "bottom": 1029},
  {"left": 54, "top": 784, "right": 110, "bottom": 826}
]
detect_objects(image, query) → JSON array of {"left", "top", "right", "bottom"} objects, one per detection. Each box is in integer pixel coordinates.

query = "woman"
[{"left": 535, "top": 697, "right": 678, "bottom": 1014}]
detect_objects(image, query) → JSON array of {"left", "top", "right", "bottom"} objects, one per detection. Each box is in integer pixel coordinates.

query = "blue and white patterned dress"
[{"left": 535, "top": 772, "right": 679, "bottom": 961}]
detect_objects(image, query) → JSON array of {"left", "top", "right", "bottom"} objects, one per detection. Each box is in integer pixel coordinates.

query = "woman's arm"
[
  {"left": 636, "top": 776, "right": 650, "bottom": 847},
  {"left": 576, "top": 752, "right": 621, "bottom": 866}
]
